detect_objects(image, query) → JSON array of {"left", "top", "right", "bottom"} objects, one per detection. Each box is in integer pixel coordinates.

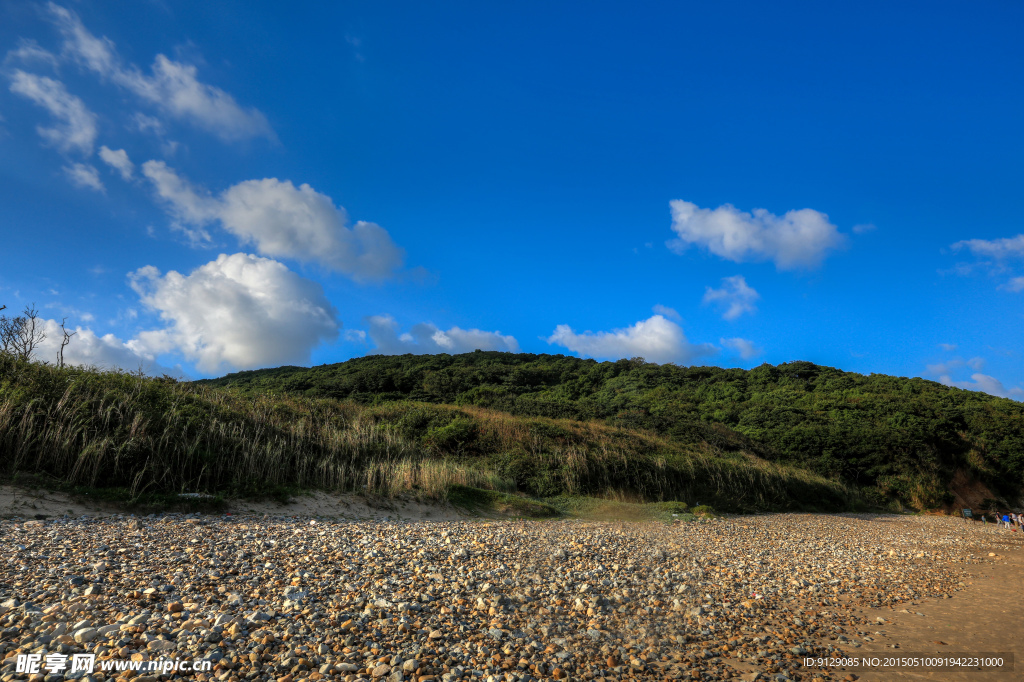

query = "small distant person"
[{"left": 1002, "top": 513, "right": 1011, "bottom": 529}]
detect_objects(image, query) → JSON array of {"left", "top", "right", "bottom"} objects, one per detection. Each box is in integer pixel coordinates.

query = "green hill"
[
  {"left": 3, "top": 350, "right": 1021, "bottom": 513},
  {"left": 197, "top": 351, "right": 1024, "bottom": 510},
  {"left": 0, "top": 353, "right": 849, "bottom": 512}
]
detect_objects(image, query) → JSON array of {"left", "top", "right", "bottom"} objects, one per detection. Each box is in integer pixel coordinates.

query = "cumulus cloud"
[
  {"left": 8, "top": 70, "right": 97, "bottom": 154},
  {"left": 951, "top": 234, "right": 1024, "bottom": 261},
  {"left": 721, "top": 337, "right": 762, "bottom": 360},
  {"left": 703, "top": 275, "right": 759, "bottom": 320},
  {"left": 142, "top": 161, "right": 405, "bottom": 279},
  {"left": 546, "top": 314, "right": 716, "bottom": 365},
  {"left": 667, "top": 199, "right": 847, "bottom": 270},
  {"left": 366, "top": 315, "right": 519, "bottom": 355},
  {"left": 128, "top": 253, "right": 339, "bottom": 374},
  {"left": 32, "top": 318, "right": 178, "bottom": 376},
  {"left": 98, "top": 145, "right": 133, "bottom": 180},
  {"left": 939, "top": 373, "right": 1024, "bottom": 400},
  {"left": 47, "top": 3, "right": 272, "bottom": 142},
  {"left": 63, "top": 162, "right": 103, "bottom": 192}
]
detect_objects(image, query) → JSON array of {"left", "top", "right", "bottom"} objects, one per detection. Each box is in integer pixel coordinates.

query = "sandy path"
[
  {"left": 0, "top": 485, "right": 467, "bottom": 521},
  {"left": 843, "top": 529, "right": 1023, "bottom": 682}
]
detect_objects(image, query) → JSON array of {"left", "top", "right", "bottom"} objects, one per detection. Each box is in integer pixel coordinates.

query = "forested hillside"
[{"left": 199, "top": 352, "right": 1024, "bottom": 509}]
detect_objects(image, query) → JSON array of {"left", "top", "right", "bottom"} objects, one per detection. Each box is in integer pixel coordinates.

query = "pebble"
[{"left": 0, "top": 512, "right": 1019, "bottom": 681}]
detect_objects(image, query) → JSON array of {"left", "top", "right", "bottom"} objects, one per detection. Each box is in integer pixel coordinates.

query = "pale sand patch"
[
  {"left": 0, "top": 484, "right": 468, "bottom": 521},
  {"left": 836, "top": 532, "right": 1024, "bottom": 682}
]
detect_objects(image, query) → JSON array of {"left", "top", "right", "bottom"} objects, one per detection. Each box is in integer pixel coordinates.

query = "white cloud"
[
  {"left": 927, "top": 358, "right": 964, "bottom": 375},
  {"left": 32, "top": 318, "right": 178, "bottom": 376},
  {"left": 366, "top": 315, "right": 519, "bottom": 355},
  {"left": 928, "top": 356, "right": 986, "bottom": 375},
  {"left": 8, "top": 70, "right": 97, "bottom": 154},
  {"left": 721, "top": 337, "right": 762, "bottom": 360},
  {"left": 4, "top": 39, "right": 59, "bottom": 69},
  {"left": 141, "top": 161, "right": 406, "bottom": 279},
  {"left": 667, "top": 199, "right": 847, "bottom": 270},
  {"left": 651, "top": 304, "right": 681, "bottom": 322},
  {"left": 98, "top": 145, "right": 133, "bottom": 180},
  {"left": 938, "top": 343, "right": 958, "bottom": 351},
  {"left": 951, "top": 234, "right": 1024, "bottom": 260},
  {"left": 939, "top": 373, "right": 1024, "bottom": 400},
  {"left": 703, "top": 275, "right": 759, "bottom": 320},
  {"left": 47, "top": 3, "right": 273, "bottom": 142},
  {"left": 546, "top": 314, "right": 716, "bottom": 365},
  {"left": 852, "top": 223, "right": 876, "bottom": 234},
  {"left": 1000, "top": 277, "right": 1024, "bottom": 293},
  {"left": 128, "top": 253, "right": 339, "bottom": 374},
  {"left": 62, "top": 162, "right": 104, "bottom": 192}
]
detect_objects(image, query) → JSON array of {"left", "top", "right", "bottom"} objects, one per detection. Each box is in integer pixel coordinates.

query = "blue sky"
[{"left": 1, "top": 1, "right": 1022, "bottom": 397}]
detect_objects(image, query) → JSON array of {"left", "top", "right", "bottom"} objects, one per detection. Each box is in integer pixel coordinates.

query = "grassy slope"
[
  {"left": 0, "top": 355, "right": 850, "bottom": 512},
  {"left": 196, "top": 352, "right": 1024, "bottom": 509}
]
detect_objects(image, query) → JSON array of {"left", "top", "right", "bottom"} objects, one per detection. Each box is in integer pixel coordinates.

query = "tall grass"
[{"left": 0, "top": 356, "right": 854, "bottom": 510}]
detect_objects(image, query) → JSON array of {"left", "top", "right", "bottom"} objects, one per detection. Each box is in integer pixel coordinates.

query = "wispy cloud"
[
  {"left": 951, "top": 234, "right": 1024, "bottom": 260},
  {"left": 8, "top": 70, "right": 97, "bottom": 154},
  {"left": 366, "top": 315, "right": 519, "bottom": 355},
  {"left": 703, "top": 275, "right": 759, "bottom": 320},
  {"left": 62, "top": 162, "right": 104, "bottom": 192},
  {"left": 721, "top": 337, "right": 762, "bottom": 360},
  {"left": 651, "top": 304, "right": 681, "bottom": 321},
  {"left": 46, "top": 3, "right": 273, "bottom": 143},
  {"left": 939, "top": 373, "right": 1023, "bottom": 400},
  {"left": 98, "top": 145, "right": 134, "bottom": 180}
]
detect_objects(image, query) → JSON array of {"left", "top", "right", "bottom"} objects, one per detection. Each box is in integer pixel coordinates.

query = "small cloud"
[
  {"left": 4, "top": 39, "right": 60, "bottom": 70},
  {"left": 939, "top": 373, "right": 1024, "bottom": 400},
  {"left": 967, "top": 356, "right": 986, "bottom": 371},
  {"left": 951, "top": 234, "right": 1024, "bottom": 260},
  {"left": 343, "top": 329, "right": 367, "bottom": 343},
  {"left": 667, "top": 199, "right": 847, "bottom": 270},
  {"left": 852, "top": 223, "right": 876, "bottom": 234},
  {"left": 720, "top": 337, "right": 762, "bottom": 360},
  {"left": 652, "top": 304, "right": 681, "bottom": 322},
  {"left": 98, "top": 145, "right": 134, "bottom": 180},
  {"left": 999, "top": 277, "right": 1024, "bottom": 293},
  {"left": 939, "top": 343, "right": 958, "bottom": 351},
  {"left": 367, "top": 315, "right": 518, "bottom": 355},
  {"left": 703, "top": 275, "right": 759, "bottom": 320},
  {"left": 63, "top": 162, "right": 104, "bottom": 192},
  {"left": 88, "top": 265, "right": 107, "bottom": 275},
  {"left": 133, "top": 112, "right": 165, "bottom": 136},
  {"left": 8, "top": 70, "right": 98, "bottom": 154},
  {"left": 546, "top": 314, "right": 716, "bottom": 365},
  {"left": 927, "top": 358, "right": 964, "bottom": 375}
]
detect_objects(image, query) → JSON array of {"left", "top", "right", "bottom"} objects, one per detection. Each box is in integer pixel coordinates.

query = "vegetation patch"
[{"left": 445, "top": 485, "right": 560, "bottom": 518}]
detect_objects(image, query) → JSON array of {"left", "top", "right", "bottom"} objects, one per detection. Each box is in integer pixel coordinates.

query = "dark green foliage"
[
  {"left": 198, "top": 352, "right": 1024, "bottom": 508},
  {"left": 0, "top": 353, "right": 851, "bottom": 512}
]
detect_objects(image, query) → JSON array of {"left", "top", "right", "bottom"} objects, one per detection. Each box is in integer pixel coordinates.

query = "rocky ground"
[{"left": 1, "top": 512, "right": 1021, "bottom": 682}]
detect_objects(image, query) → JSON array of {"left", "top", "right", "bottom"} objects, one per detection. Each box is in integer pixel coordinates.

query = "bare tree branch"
[{"left": 58, "top": 317, "right": 76, "bottom": 369}]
